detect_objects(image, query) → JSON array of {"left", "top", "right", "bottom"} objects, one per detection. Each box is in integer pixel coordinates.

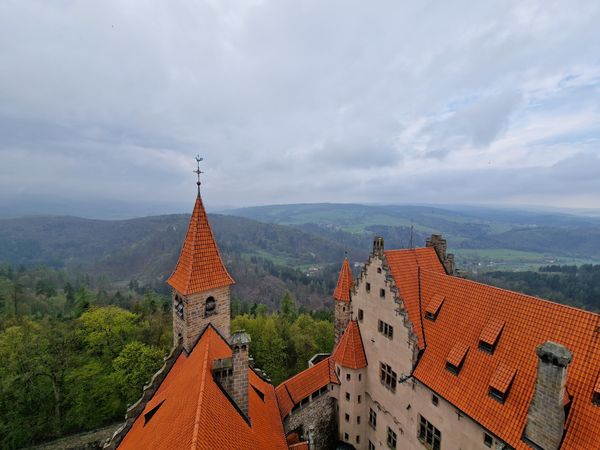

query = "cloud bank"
[{"left": 0, "top": 0, "right": 599, "bottom": 216}]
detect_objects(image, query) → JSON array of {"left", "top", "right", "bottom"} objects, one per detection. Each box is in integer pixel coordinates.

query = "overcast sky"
[{"left": 1, "top": 1, "right": 599, "bottom": 217}]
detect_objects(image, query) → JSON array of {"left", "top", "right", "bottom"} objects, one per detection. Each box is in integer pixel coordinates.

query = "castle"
[{"left": 105, "top": 185, "right": 600, "bottom": 450}]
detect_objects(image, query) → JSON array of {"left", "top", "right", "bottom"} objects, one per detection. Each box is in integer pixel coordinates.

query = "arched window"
[{"left": 205, "top": 296, "right": 216, "bottom": 316}]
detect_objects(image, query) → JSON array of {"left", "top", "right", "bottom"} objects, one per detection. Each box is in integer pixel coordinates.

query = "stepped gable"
[
  {"left": 118, "top": 325, "right": 288, "bottom": 450},
  {"left": 383, "top": 247, "right": 445, "bottom": 349},
  {"left": 333, "top": 257, "right": 353, "bottom": 302},
  {"left": 275, "top": 357, "right": 340, "bottom": 420},
  {"left": 167, "top": 194, "right": 234, "bottom": 295},
  {"left": 399, "top": 266, "right": 600, "bottom": 450},
  {"left": 332, "top": 320, "right": 367, "bottom": 369}
]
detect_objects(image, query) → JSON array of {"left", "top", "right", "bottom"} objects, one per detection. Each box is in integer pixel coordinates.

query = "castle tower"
[
  {"left": 333, "top": 257, "right": 353, "bottom": 344},
  {"left": 167, "top": 163, "right": 235, "bottom": 352}
]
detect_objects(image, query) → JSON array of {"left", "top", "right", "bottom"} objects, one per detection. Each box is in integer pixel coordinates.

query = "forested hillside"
[{"left": 0, "top": 264, "right": 332, "bottom": 448}]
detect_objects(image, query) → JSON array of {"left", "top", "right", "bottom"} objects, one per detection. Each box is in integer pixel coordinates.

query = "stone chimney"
[
  {"left": 524, "top": 341, "right": 573, "bottom": 450},
  {"left": 373, "top": 236, "right": 384, "bottom": 257},
  {"left": 426, "top": 234, "right": 455, "bottom": 275},
  {"left": 231, "top": 330, "right": 251, "bottom": 417},
  {"left": 426, "top": 234, "right": 447, "bottom": 260}
]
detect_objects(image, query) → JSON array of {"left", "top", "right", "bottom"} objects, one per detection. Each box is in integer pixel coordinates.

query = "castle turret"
[
  {"left": 167, "top": 163, "right": 235, "bottom": 352},
  {"left": 333, "top": 257, "right": 353, "bottom": 344}
]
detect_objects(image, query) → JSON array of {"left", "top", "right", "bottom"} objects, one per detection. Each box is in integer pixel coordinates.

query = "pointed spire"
[
  {"left": 167, "top": 188, "right": 234, "bottom": 296},
  {"left": 333, "top": 257, "right": 353, "bottom": 302},
  {"left": 332, "top": 320, "right": 367, "bottom": 369}
]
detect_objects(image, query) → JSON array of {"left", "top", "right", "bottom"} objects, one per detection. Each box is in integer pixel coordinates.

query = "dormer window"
[
  {"left": 479, "top": 319, "right": 505, "bottom": 354},
  {"left": 174, "top": 295, "right": 184, "bottom": 320},
  {"left": 446, "top": 343, "right": 468, "bottom": 376},
  {"left": 144, "top": 400, "right": 165, "bottom": 426},
  {"left": 488, "top": 364, "right": 516, "bottom": 404},
  {"left": 205, "top": 296, "right": 216, "bottom": 317},
  {"left": 593, "top": 374, "right": 600, "bottom": 406},
  {"left": 425, "top": 294, "right": 444, "bottom": 321}
]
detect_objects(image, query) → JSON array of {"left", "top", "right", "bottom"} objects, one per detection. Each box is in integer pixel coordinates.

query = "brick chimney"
[
  {"left": 373, "top": 236, "right": 384, "bottom": 257},
  {"left": 231, "top": 330, "right": 251, "bottom": 417},
  {"left": 524, "top": 341, "right": 572, "bottom": 450}
]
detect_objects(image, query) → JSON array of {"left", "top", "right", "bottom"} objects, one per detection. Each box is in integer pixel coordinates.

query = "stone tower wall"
[
  {"left": 172, "top": 285, "right": 231, "bottom": 352},
  {"left": 334, "top": 300, "right": 351, "bottom": 344}
]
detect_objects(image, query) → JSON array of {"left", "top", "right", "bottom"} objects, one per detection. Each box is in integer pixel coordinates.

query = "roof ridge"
[
  {"left": 421, "top": 268, "right": 600, "bottom": 319},
  {"left": 190, "top": 332, "right": 211, "bottom": 450}
]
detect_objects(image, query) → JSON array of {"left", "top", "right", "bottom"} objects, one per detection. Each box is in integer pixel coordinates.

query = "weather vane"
[{"left": 194, "top": 155, "right": 203, "bottom": 195}]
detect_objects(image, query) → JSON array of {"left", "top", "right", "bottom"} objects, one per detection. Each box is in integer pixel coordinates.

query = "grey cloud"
[{"left": 0, "top": 1, "right": 600, "bottom": 215}]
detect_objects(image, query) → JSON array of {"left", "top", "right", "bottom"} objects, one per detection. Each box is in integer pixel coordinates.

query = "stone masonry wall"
[
  {"left": 173, "top": 285, "right": 231, "bottom": 352},
  {"left": 284, "top": 394, "right": 337, "bottom": 450}
]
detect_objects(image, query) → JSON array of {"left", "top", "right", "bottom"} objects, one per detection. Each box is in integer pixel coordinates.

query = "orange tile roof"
[
  {"left": 118, "top": 325, "right": 287, "bottom": 450},
  {"left": 384, "top": 247, "right": 446, "bottom": 349},
  {"left": 167, "top": 195, "right": 234, "bottom": 295},
  {"left": 275, "top": 357, "right": 340, "bottom": 419},
  {"left": 288, "top": 443, "right": 309, "bottom": 450},
  {"left": 332, "top": 320, "right": 367, "bottom": 369},
  {"left": 403, "top": 268, "right": 600, "bottom": 450},
  {"left": 333, "top": 258, "right": 353, "bottom": 302}
]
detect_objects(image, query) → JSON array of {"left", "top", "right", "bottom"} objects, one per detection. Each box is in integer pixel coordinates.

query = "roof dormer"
[
  {"left": 488, "top": 364, "right": 516, "bottom": 404},
  {"left": 479, "top": 319, "right": 505, "bottom": 354},
  {"left": 425, "top": 294, "right": 445, "bottom": 322},
  {"left": 446, "top": 343, "right": 468, "bottom": 375}
]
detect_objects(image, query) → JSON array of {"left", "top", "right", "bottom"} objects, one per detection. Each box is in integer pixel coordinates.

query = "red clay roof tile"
[
  {"left": 118, "top": 326, "right": 287, "bottom": 450},
  {"left": 489, "top": 364, "right": 517, "bottom": 396},
  {"left": 425, "top": 293, "right": 445, "bottom": 317},
  {"left": 399, "top": 266, "right": 600, "bottom": 450},
  {"left": 333, "top": 258, "right": 353, "bottom": 302},
  {"left": 446, "top": 342, "right": 469, "bottom": 368},
  {"left": 480, "top": 318, "right": 505, "bottom": 347},
  {"left": 332, "top": 320, "right": 367, "bottom": 369},
  {"left": 384, "top": 247, "right": 445, "bottom": 349},
  {"left": 275, "top": 357, "right": 339, "bottom": 420},
  {"left": 167, "top": 195, "right": 234, "bottom": 295}
]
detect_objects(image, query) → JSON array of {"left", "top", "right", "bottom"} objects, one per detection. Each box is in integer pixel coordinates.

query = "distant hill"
[
  {"left": 225, "top": 203, "right": 600, "bottom": 270},
  {"left": 0, "top": 214, "right": 354, "bottom": 310}
]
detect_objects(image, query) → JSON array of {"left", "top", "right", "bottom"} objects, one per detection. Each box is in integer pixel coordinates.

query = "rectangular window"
[
  {"left": 344, "top": 432, "right": 349, "bottom": 441},
  {"left": 368, "top": 441, "right": 375, "bottom": 450},
  {"left": 357, "top": 416, "right": 361, "bottom": 424},
  {"left": 380, "top": 288, "right": 386, "bottom": 298},
  {"left": 369, "top": 408, "right": 377, "bottom": 429},
  {"left": 356, "top": 435, "right": 361, "bottom": 444},
  {"left": 484, "top": 433, "right": 493, "bottom": 448},
  {"left": 380, "top": 362, "right": 397, "bottom": 392},
  {"left": 378, "top": 319, "right": 393, "bottom": 339},
  {"left": 387, "top": 427, "right": 397, "bottom": 449},
  {"left": 345, "top": 413, "right": 349, "bottom": 422},
  {"left": 358, "top": 394, "right": 362, "bottom": 403},
  {"left": 345, "top": 392, "right": 350, "bottom": 401},
  {"left": 366, "top": 282, "right": 371, "bottom": 293},
  {"left": 418, "top": 415, "right": 441, "bottom": 450},
  {"left": 431, "top": 394, "right": 439, "bottom": 406},
  {"left": 346, "top": 373, "right": 351, "bottom": 381},
  {"left": 358, "top": 308, "right": 364, "bottom": 321}
]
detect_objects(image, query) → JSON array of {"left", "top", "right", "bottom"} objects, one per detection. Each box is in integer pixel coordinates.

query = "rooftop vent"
[
  {"left": 488, "top": 364, "right": 516, "bottom": 404},
  {"left": 425, "top": 294, "right": 445, "bottom": 321},
  {"left": 479, "top": 319, "right": 505, "bottom": 354},
  {"left": 446, "top": 343, "right": 469, "bottom": 375}
]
